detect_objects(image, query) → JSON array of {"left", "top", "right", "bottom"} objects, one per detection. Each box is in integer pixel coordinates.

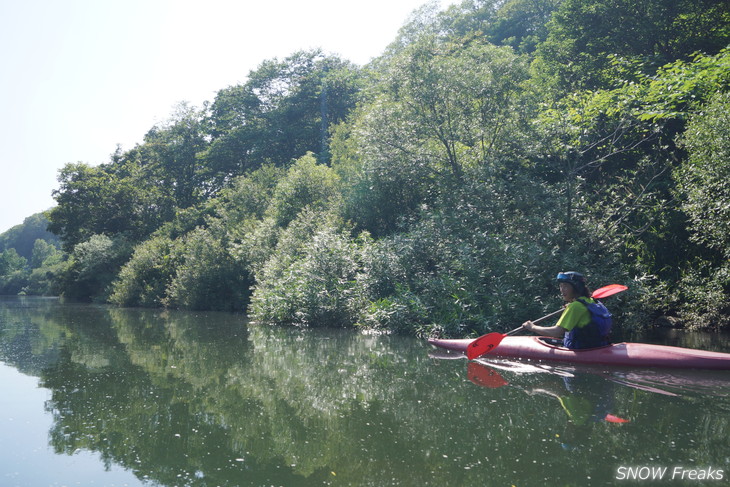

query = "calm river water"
[{"left": 1, "top": 296, "right": 729, "bottom": 486}]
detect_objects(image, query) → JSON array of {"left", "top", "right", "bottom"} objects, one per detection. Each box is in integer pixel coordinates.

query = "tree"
[
  {"left": 676, "top": 91, "right": 730, "bottom": 260},
  {"left": 216, "top": 164, "right": 286, "bottom": 233},
  {"left": 30, "top": 239, "right": 61, "bottom": 268},
  {"left": 48, "top": 162, "right": 170, "bottom": 252},
  {"left": 165, "top": 224, "right": 251, "bottom": 311},
  {"left": 0, "top": 247, "right": 29, "bottom": 294},
  {"left": 486, "top": 0, "right": 561, "bottom": 53},
  {"left": 667, "top": 90, "right": 730, "bottom": 328},
  {"left": 48, "top": 163, "right": 108, "bottom": 251},
  {"left": 381, "top": 36, "right": 528, "bottom": 177},
  {"left": 265, "top": 153, "right": 341, "bottom": 228},
  {"left": 48, "top": 104, "right": 217, "bottom": 252},
  {"left": 535, "top": 0, "right": 730, "bottom": 91},
  {"left": 109, "top": 234, "right": 180, "bottom": 308},
  {"left": 0, "top": 248, "right": 27, "bottom": 275},
  {"left": 205, "top": 49, "right": 362, "bottom": 175},
  {"left": 139, "top": 102, "right": 211, "bottom": 208},
  {"left": 384, "top": 0, "right": 560, "bottom": 58},
  {"left": 0, "top": 213, "right": 60, "bottom": 260},
  {"left": 61, "top": 234, "right": 132, "bottom": 301},
  {"left": 338, "top": 35, "right": 529, "bottom": 236}
]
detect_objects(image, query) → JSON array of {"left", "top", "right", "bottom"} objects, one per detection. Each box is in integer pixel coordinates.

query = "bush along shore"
[{"left": 2, "top": 0, "right": 729, "bottom": 336}]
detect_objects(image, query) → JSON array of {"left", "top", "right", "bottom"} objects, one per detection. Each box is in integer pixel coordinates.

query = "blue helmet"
[{"left": 556, "top": 271, "right": 586, "bottom": 290}]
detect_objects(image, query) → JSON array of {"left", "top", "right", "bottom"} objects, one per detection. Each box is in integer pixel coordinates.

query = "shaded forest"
[{"left": 2, "top": 0, "right": 729, "bottom": 336}]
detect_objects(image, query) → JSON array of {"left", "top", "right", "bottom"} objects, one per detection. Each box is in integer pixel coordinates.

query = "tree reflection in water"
[{"left": 2, "top": 296, "right": 730, "bottom": 486}]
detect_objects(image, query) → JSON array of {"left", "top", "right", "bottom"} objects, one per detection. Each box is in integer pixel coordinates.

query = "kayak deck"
[{"left": 428, "top": 336, "right": 730, "bottom": 370}]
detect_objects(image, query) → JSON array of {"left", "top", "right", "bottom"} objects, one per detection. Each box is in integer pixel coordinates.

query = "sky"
[{"left": 0, "top": 0, "right": 452, "bottom": 234}]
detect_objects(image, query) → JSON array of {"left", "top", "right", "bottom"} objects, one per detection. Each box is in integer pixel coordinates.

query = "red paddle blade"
[
  {"left": 466, "top": 332, "right": 505, "bottom": 360},
  {"left": 467, "top": 362, "right": 509, "bottom": 388},
  {"left": 592, "top": 284, "right": 628, "bottom": 299},
  {"left": 604, "top": 414, "right": 630, "bottom": 423}
]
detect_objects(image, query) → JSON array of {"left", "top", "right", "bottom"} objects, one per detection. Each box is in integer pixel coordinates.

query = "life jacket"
[{"left": 563, "top": 297, "right": 612, "bottom": 349}]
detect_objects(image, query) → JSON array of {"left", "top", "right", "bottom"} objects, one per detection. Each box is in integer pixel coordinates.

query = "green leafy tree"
[
  {"left": 50, "top": 104, "right": 216, "bottom": 253},
  {"left": 486, "top": 0, "right": 560, "bottom": 53},
  {"left": 48, "top": 161, "right": 171, "bottom": 252},
  {"left": 25, "top": 262, "right": 66, "bottom": 296},
  {"left": 265, "top": 153, "right": 341, "bottom": 228},
  {"left": 138, "top": 102, "right": 211, "bottom": 208},
  {"left": 676, "top": 91, "right": 730, "bottom": 254},
  {"left": 250, "top": 217, "right": 359, "bottom": 327},
  {"left": 0, "top": 248, "right": 27, "bottom": 275},
  {"left": 0, "top": 262, "right": 29, "bottom": 295},
  {"left": 48, "top": 163, "right": 111, "bottom": 251},
  {"left": 165, "top": 224, "right": 251, "bottom": 311},
  {"left": 431, "top": 0, "right": 561, "bottom": 54},
  {"left": 205, "top": 49, "right": 362, "bottom": 175},
  {"left": 672, "top": 91, "right": 730, "bottom": 328},
  {"left": 535, "top": 0, "right": 730, "bottom": 91},
  {"left": 391, "top": 0, "right": 561, "bottom": 56},
  {"left": 109, "top": 235, "right": 180, "bottom": 308},
  {"left": 0, "top": 213, "right": 60, "bottom": 260},
  {"left": 216, "top": 164, "right": 286, "bottom": 228},
  {"left": 61, "top": 235, "right": 133, "bottom": 301},
  {"left": 383, "top": 36, "right": 527, "bottom": 180},
  {"left": 337, "top": 35, "right": 528, "bottom": 236},
  {"left": 30, "top": 239, "right": 61, "bottom": 269}
]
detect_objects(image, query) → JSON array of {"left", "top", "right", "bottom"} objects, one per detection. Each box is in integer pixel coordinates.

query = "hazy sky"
[{"left": 0, "top": 0, "right": 450, "bottom": 233}]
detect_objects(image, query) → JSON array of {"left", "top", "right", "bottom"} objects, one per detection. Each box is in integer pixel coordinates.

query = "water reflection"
[
  {"left": 2, "top": 296, "right": 730, "bottom": 486},
  {"left": 430, "top": 347, "right": 730, "bottom": 484},
  {"left": 463, "top": 353, "right": 730, "bottom": 399},
  {"left": 468, "top": 360, "right": 631, "bottom": 452}
]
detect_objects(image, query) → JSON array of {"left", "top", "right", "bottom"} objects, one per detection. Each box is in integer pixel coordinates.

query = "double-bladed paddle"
[{"left": 466, "top": 284, "right": 628, "bottom": 360}]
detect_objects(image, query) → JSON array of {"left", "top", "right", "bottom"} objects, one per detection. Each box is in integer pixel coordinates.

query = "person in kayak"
[{"left": 522, "top": 271, "right": 612, "bottom": 349}]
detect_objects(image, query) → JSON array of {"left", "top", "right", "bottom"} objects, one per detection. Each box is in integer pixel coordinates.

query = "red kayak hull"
[{"left": 428, "top": 336, "right": 730, "bottom": 370}]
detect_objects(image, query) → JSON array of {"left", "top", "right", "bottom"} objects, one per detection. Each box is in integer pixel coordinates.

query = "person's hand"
[{"left": 522, "top": 320, "right": 534, "bottom": 332}]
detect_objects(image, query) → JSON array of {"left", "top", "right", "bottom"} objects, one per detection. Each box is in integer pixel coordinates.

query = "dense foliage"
[
  {"left": 0, "top": 213, "right": 60, "bottom": 258},
  {"left": 0, "top": 213, "right": 64, "bottom": 295},
  {"left": 3, "top": 0, "right": 728, "bottom": 335}
]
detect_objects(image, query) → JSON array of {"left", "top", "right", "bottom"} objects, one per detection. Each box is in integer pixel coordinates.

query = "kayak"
[{"left": 428, "top": 336, "right": 730, "bottom": 370}]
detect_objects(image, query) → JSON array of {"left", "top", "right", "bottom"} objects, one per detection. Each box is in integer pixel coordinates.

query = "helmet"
[{"left": 556, "top": 271, "right": 586, "bottom": 289}]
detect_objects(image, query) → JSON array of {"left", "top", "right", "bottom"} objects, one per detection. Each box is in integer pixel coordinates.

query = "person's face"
[{"left": 559, "top": 282, "right": 577, "bottom": 302}]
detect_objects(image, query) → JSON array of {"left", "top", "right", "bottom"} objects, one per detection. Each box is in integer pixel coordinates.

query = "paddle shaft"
[
  {"left": 503, "top": 308, "right": 564, "bottom": 337},
  {"left": 494, "top": 283, "right": 626, "bottom": 338},
  {"left": 466, "top": 283, "right": 628, "bottom": 360}
]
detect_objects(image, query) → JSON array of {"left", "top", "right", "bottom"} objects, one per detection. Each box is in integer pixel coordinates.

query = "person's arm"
[{"left": 522, "top": 320, "right": 566, "bottom": 338}]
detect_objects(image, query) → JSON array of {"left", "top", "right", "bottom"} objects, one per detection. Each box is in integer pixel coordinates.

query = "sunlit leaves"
[
  {"left": 376, "top": 35, "right": 529, "bottom": 179},
  {"left": 676, "top": 90, "right": 730, "bottom": 253},
  {"left": 205, "top": 49, "right": 362, "bottom": 171},
  {"left": 535, "top": 0, "right": 730, "bottom": 92},
  {"left": 265, "top": 153, "right": 341, "bottom": 228}
]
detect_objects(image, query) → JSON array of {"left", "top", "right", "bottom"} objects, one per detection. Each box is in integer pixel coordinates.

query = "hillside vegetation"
[{"left": 3, "top": 0, "right": 729, "bottom": 336}]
